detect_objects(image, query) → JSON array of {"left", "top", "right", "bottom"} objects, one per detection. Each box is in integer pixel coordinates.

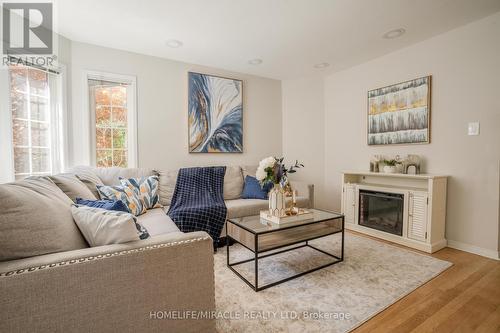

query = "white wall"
[
  {"left": 282, "top": 76, "right": 326, "bottom": 208},
  {"left": 283, "top": 13, "right": 500, "bottom": 257},
  {"left": 67, "top": 41, "right": 282, "bottom": 170}
]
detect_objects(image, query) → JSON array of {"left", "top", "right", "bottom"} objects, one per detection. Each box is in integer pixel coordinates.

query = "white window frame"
[
  {"left": 0, "top": 63, "right": 67, "bottom": 183},
  {"left": 82, "top": 70, "right": 138, "bottom": 168},
  {"left": 0, "top": 68, "right": 14, "bottom": 183}
]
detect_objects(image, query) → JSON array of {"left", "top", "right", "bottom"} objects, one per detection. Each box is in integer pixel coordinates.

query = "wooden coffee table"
[{"left": 226, "top": 209, "right": 344, "bottom": 291}]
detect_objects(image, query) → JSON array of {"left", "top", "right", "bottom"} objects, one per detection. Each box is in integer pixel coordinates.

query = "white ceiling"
[{"left": 56, "top": 0, "right": 500, "bottom": 80}]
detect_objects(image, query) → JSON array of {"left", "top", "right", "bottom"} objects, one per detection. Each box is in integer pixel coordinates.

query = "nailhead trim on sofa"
[{"left": 0, "top": 237, "right": 210, "bottom": 277}]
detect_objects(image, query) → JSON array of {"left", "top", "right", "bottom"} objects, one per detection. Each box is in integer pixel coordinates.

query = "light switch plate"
[{"left": 468, "top": 122, "right": 480, "bottom": 136}]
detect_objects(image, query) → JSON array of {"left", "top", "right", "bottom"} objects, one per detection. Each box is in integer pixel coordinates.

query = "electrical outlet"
[{"left": 468, "top": 122, "right": 480, "bottom": 136}]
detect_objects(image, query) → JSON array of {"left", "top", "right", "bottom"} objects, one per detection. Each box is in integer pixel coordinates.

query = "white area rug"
[{"left": 214, "top": 233, "right": 451, "bottom": 333}]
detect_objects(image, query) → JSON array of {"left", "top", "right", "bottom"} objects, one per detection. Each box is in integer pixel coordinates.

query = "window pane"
[
  {"left": 32, "top": 148, "right": 50, "bottom": 173},
  {"left": 113, "top": 150, "right": 127, "bottom": 167},
  {"left": 96, "top": 106, "right": 111, "bottom": 126},
  {"left": 14, "top": 147, "right": 30, "bottom": 174},
  {"left": 31, "top": 122, "right": 50, "bottom": 147},
  {"left": 111, "top": 86, "right": 126, "bottom": 107},
  {"left": 12, "top": 119, "right": 29, "bottom": 146},
  {"left": 30, "top": 96, "right": 49, "bottom": 121},
  {"left": 95, "top": 87, "right": 111, "bottom": 105},
  {"left": 111, "top": 107, "right": 127, "bottom": 127},
  {"left": 96, "top": 128, "right": 112, "bottom": 149},
  {"left": 96, "top": 149, "right": 112, "bottom": 167},
  {"left": 10, "top": 91, "right": 28, "bottom": 119},
  {"left": 91, "top": 80, "right": 130, "bottom": 168},
  {"left": 29, "top": 69, "right": 48, "bottom": 97},
  {"left": 112, "top": 128, "right": 127, "bottom": 149},
  {"left": 9, "top": 67, "right": 27, "bottom": 93},
  {"left": 8, "top": 65, "right": 57, "bottom": 179}
]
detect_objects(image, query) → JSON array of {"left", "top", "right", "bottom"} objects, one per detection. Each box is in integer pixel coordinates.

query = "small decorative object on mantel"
[
  {"left": 370, "top": 154, "right": 422, "bottom": 174},
  {"left": 370, "top": 155, "right": 382, "bottom": 172},
  {"left": 403, "top": 154, "right": 421, "bottom": 174},
  {"left": 256, "top": 157, "right": 304, "bottom": 219},
  {"left": 382, "top": 158, "right": 403, "bottom": 174}
]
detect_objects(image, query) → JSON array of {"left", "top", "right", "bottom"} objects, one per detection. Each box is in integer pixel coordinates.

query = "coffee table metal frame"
[{"left": 226, "top": 210, "right": 344, "bottom": 292}]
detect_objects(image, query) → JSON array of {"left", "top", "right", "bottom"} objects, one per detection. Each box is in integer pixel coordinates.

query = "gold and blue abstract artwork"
[
  {"left": 368, "top": 76, "right": 431, "bottom": 145},
  {"left": 188, "top": 72, "right": 243, "bottom": 153}
]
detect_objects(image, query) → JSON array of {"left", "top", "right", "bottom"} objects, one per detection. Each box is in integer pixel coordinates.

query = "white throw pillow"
[{"left": 71, "top": 205, "right": 149, "bottom": 247}]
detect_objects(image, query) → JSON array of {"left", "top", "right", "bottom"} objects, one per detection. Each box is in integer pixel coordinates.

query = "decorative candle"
[{"left": 292, "top": 190, "right": 297, "bottom": 205}]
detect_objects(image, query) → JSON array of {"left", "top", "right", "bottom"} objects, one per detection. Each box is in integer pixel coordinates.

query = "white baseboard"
[{"left": 447, "top": 240, "right": 500, "bottom": 260}]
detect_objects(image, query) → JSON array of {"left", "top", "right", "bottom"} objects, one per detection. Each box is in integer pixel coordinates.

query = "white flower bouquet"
[{"left": 256, "top": 157, "right": 304, "bottom": 187}]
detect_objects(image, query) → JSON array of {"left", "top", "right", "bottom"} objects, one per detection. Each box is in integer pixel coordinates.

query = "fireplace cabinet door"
[
  {"left": 342, "top": 184, "right": 357, "bottom": 224},
  {"left": 408, "top": 191, "right": 428, "bottom": 242}
]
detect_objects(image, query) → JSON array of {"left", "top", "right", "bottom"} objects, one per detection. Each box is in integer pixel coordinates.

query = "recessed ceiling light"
[
  {"left": 382, "top": 28, "right": 406, "bottom": 39},
  {"left": 313, "top": 62, "right": 330, "bottom": 69},
  {"left": 165, "top": 39, "right": 183, "bottom": 48},
  {"left": 248, "top": 58, "right": 263, "bottom": 65}
]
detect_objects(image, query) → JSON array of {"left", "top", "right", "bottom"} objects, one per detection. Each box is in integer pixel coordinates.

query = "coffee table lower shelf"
[{"left": 226, "top": 228, "right": 344, "bottom": 292}]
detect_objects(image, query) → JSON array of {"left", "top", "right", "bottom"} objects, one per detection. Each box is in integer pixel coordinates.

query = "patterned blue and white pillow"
[
  {"left": 96, "top": 184, "right": 146, "bottom": 216},
  {"left": 120, "top": 175, "right": 161, "bottom": 210}
]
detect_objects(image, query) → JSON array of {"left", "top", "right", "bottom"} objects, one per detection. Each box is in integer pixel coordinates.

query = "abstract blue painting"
[{"left": 188, "top": 72, "right": 243, "bottom": 153}]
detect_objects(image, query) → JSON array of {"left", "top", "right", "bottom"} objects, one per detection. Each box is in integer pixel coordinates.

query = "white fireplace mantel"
[{"left": 341, "top": 171, "right": 448, "bottom": 253}]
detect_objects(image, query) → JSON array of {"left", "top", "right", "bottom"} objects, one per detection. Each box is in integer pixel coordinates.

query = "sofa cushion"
[
  {"left": 0, "top": 177, "right": 88, "bottom": 261},
  {"left": 136, "top": 208, "right": 180, "bottom": 236},
  {"left": 49, "top": 173, "right": 97, "bottom": 202},
  {"left": 225, "top": 198, "right": 269, "bottom": 219},
  {"left": 225, "top": 196, "right": 310, "bottom": 219},
  {"left": 223, "top": 166, "right": 243, "bottom": 200},
  {"left": 71, "top": 205, "right": 149, "bottom": 247},
  {"left": 70, "top": 166, "right": 104, "bottom": 199},
  {"left": 241, "top": 165, "right": 258, "bottom": 178},
  {"left": 93, "top": 167, "right": 157, "bottom": 186},
  {"left": 156, "top": 169, "right": 179, "bottom": 206}
]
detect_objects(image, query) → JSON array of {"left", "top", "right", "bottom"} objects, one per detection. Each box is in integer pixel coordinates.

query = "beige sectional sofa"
[
  {"left": 73, "top": 165, "right": 313, "bottom": 237},
  {"left": 0, "top": 165, "right": 313, "bottom": 333}
]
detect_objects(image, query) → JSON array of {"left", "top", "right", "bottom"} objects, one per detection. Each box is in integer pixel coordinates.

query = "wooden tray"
[{"left": 260, "top": 209, "right": 314, "bottom": 224}]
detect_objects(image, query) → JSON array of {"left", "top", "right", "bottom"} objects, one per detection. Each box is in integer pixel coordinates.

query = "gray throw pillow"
[
  {"left": 71, "top": 205, "right": 149, "bottom": 247},
  {"left": 0, "top": 177, "right": 88, "bottom": 261},
  {"left": 156, "top": 169, "right": 179, "bottom": 206},
  {"left": 73, "top": 169, "right": 103, "bottom": 199},
  {"left": 223, "top": 166, "right": 244, "bottom": 200},
  {"left": 242, "top": 165, "right": 258, "bottom": 179},
  {"left": 49, "top": 173, "right": 97, "bottom": 202}
]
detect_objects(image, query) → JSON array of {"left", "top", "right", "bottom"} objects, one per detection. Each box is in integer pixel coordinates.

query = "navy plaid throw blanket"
[{"left": 167, "top": 166, "right": 227, "bottom": 247}]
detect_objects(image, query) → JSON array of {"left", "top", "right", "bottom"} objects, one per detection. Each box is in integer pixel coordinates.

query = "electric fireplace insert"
[{"left": 358, "top": 189, "right": 404, "bottom": 236}]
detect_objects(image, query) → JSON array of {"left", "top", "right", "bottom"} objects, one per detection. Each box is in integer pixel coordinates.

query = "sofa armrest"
[
  {"left": 0, "top": 231, "right": 215, "bottom": 333},
  {"left": 289, "top": 180, "right": 314, "bottom": 208}
]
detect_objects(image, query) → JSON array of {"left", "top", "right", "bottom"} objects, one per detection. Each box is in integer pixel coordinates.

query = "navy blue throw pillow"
[
  {"left": 75, "top": 198, "right": 130, "bottom": 213},
  {"left": 241, "top": 176, "right": 273, "bottom": 200}
]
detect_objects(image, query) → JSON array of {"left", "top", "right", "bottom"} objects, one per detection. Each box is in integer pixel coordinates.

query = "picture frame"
[
  {"left": 188, "top": 72, "right": 243, "bottom": 153},
  {"left": 367, "top": 76, "right": 431, "bottom": 145}
]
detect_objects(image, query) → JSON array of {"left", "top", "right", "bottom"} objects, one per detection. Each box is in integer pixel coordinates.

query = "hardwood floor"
[{"left": 349, "top": 231, "right": 500, "bottom": 333}]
